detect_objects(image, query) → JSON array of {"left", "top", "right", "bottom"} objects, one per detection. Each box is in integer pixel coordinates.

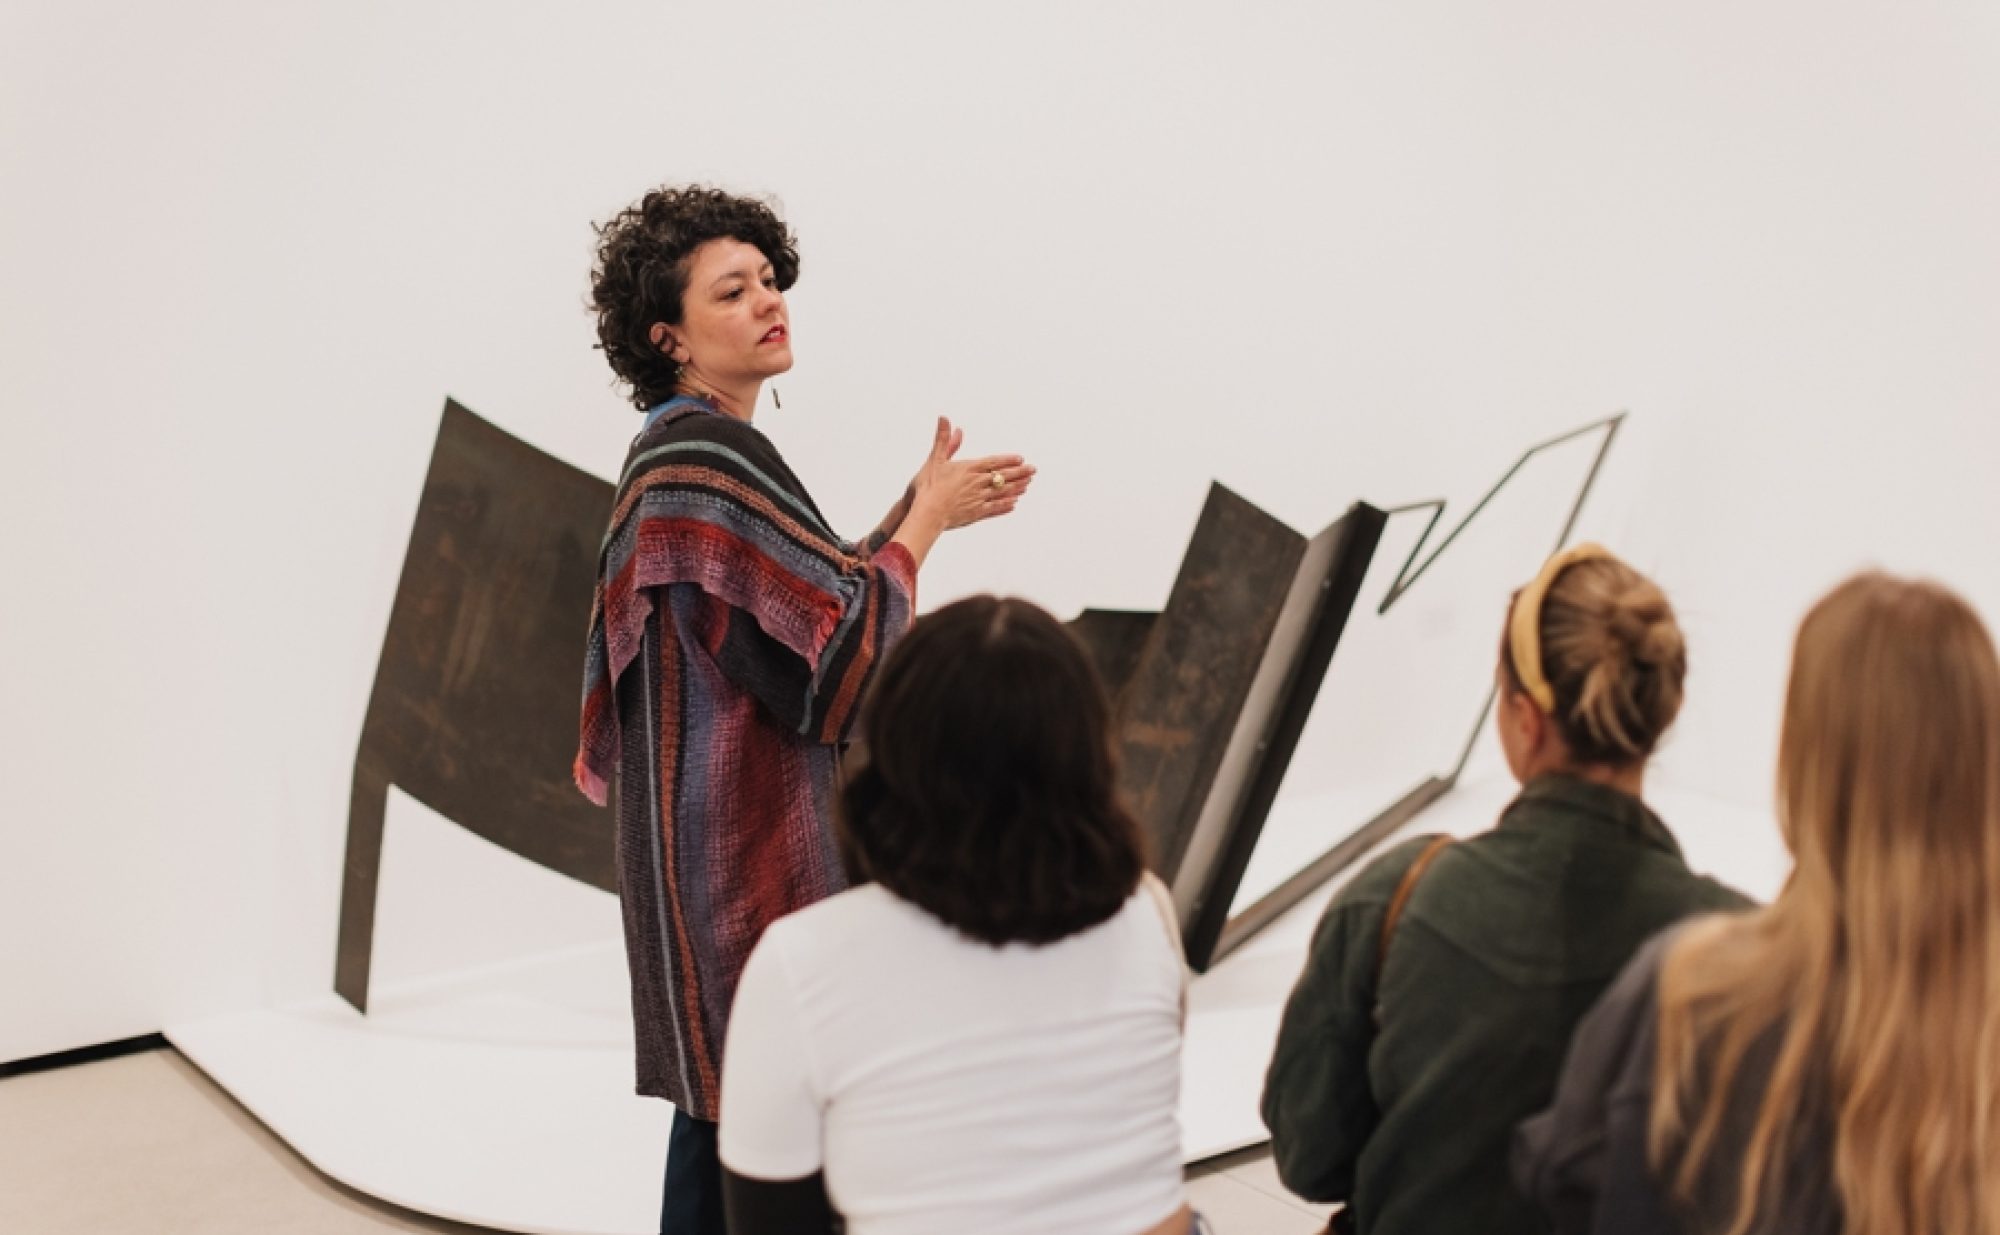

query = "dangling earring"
[{"left": 771, "top": 386, "right": 782, "bottom": 411}]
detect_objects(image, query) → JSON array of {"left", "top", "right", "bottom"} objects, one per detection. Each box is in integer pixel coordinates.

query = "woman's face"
[{"left": 665, "top": 236, "right": 792, "bottom": 387}]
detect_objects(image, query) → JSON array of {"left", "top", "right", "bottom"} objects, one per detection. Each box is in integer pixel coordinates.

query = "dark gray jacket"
[
  {"left": 1263, "top": 775, "right": 1750, "bottom": 1235},
  {"left": 1513, "top": 931, "right": 1840, "bottom": 1235}
]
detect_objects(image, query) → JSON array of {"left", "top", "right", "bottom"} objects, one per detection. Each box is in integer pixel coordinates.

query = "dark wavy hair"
[
  {"left": 837, "top": 596, "right": 1147, "bottom": 947},
  {"left": 589, "top": 185, "right": 800, "bottom": 411}
]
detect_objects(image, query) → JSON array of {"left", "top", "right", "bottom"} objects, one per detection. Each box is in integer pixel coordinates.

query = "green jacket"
[{"left": 1261, "top": 774, "right": 1752, "bottom": 1235}]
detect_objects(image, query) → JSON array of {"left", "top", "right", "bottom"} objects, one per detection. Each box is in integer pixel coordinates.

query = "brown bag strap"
[{"left": 1376, "top": 834, "right": 1453, "bottom": 975}]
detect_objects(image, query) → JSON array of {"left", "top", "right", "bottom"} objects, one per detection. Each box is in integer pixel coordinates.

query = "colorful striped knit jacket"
[{"left": 576, "top": 397, "right": 917, "bottom": 1118}]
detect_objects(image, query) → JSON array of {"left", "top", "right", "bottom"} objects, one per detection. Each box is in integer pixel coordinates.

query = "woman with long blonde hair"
[{"left": 1517, "top": 572, "right": 2000, "bottom": 1235}]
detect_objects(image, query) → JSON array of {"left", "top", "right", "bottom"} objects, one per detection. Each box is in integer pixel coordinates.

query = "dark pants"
[{"left": 662, "top": 1108, "right": 726, "bottom": 1235}]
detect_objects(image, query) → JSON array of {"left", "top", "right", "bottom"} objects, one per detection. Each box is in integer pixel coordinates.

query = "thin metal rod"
[
  {"left": 1377, "top": 412, "right": 1626, "bottom": 613},
  {"left": 1208, "top": 411, "right": 1631, "bottom": 962}
]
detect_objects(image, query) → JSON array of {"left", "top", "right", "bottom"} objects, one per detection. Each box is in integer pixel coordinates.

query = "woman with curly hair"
[
  {"left": 718, "top": 596, "right": 1199, "bottom": 1235},
  {"left": 574, "top": 185, "right": 1033, "bottom": 1234}
]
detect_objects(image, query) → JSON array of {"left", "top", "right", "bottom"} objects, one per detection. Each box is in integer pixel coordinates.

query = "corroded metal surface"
[
  {"left": 335, "top": 400, "right": 615, "bottom": 1012},
  {"left": 1107, "top": 485, "right": 1310, "bottom": 884},
  {"left": 1065, "top": 609, "right": 1158, "bottom": 708},
  {"left": 1172, "top": 502, "right": 1385, "bottom": 968},
  {"left": 1079, "top": 486, "right": 1385, "bottom": 969}
]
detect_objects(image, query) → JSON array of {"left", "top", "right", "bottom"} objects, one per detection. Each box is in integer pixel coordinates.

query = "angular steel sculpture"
[
  {"left": 1200, "top": 413, "right": 1626, "bottom": 966},
  {"left": 1073, "top": 488, "right": 1383, "bottom": 969},
  {"left": 335, "top": 400, "right": 615, "bottom": 1012},
  {"left": 333, "top": 400, "right": 1624, "bottom": 1000}
]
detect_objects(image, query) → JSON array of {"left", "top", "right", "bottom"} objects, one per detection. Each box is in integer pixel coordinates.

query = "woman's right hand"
[{"left": 909, "top": 416, "right": 1035, "bottom": 532}]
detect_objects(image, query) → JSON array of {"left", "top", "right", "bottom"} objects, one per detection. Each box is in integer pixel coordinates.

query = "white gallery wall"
[{"left": 4, "top": 1, "right": 1998, "bottom": 1063}]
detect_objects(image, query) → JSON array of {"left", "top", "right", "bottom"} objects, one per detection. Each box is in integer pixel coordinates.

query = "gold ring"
[{"left": 990, "top": 471, "right": 1005, "bottom": 489}]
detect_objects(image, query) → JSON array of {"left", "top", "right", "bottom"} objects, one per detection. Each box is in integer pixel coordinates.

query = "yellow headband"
[{"left": 1508, "top": 542, "right": 1612, "bottom": 714}]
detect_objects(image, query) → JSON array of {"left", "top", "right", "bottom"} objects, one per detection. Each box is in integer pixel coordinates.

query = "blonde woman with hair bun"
[
  {"left": 1519, "top": 572, "right": 2000, "bottom": 1235},
  {"left": 1263, "top": 544, "right": 1750, "bottom": 1235}
]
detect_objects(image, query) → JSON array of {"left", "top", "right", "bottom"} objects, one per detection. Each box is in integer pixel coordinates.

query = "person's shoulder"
[
  {"left": 1603, "top": 913, "right": 1744, "bottom": 1028},
  {"left": 644, "top": 406, "right": 773, "bottom": 452},
  {"left": 621, "top": 411, "right": 791, "bottom": 500},
  {"left": 1561, "top": 924, "right": 1682, "bottom": 1087},
  {"left": 1688, "top": 872, "right": 1757, "bottom": 913},
  {"left": 1337, "top": 832, "right": 1456, "bottom": 907},
  {"left": 1613, "top": 923, "right": 1681, "bottom": 1003},
  {"left": 762, "top": 883, "right": 912, "bottom": 957},
  {"left": 1109, "top": 876, "right": 1186, "bottom": 964},
  {"left": 1302, "top": 832, "right": 1456, "bottom": 948}
]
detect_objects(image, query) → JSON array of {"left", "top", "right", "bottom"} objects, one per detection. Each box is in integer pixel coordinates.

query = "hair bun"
[
  {"left": 1605, "top": 585, "right": 1682, "bottom": 670},
  {"left": 1535, "top": 555, "right": 1687, "bottom": 765}
]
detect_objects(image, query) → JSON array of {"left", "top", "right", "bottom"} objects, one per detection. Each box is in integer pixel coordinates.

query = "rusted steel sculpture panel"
[
  {"left": 1075, "top": 487, "right": 1384, "bottom": 969},
  {"left": 332, "top": 403, "right": 1624, "bottom": 997},
  {"left": 335, "top": 400, "right": 615, "bottom": 1012}
]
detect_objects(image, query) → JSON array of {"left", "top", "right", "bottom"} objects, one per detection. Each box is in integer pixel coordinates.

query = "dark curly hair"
[
  {"left": 589, "top": 185, "right": 800, "bottom": 411},
  {"left": 837, "top": 596, "right": 1148, "bottom": 947}
]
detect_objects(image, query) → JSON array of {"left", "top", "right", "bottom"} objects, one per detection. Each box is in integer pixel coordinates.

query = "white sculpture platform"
[{"left": 168, "top": 773, "right": 1784, "bottom": 1235}]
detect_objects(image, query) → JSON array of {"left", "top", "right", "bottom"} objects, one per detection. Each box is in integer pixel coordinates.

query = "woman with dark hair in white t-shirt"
[{"left": 718, "top": 595, "right": 1197, "bottom": 1235}]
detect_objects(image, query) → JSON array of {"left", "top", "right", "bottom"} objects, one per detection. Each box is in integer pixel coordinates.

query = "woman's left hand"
[{"left": 909, "top": 416, "right": 1035, "bottom": 532}]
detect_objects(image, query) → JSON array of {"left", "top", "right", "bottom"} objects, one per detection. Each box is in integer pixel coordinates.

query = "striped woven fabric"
[{"left": 576, "top": 398, "right": 916, "bottom": 1117}]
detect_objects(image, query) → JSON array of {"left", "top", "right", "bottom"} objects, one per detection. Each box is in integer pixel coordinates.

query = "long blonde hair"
[{"left": 1649, "top": 573, "right": 2000, "bottom": 1235}]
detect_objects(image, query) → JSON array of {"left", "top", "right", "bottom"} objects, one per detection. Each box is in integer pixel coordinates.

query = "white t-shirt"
[{"left": 719, "top": 881, "right": 1187, "bottom": 1235}]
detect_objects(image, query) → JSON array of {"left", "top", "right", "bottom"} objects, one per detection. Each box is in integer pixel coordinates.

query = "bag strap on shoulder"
[{"left": 1377, "top": 834, "right": 1453, "bottom": 975}]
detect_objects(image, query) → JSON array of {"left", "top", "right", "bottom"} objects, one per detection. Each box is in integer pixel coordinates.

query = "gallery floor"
[{"left": 0, "top": 1045, "right": 1331, "bottom": 1234}]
